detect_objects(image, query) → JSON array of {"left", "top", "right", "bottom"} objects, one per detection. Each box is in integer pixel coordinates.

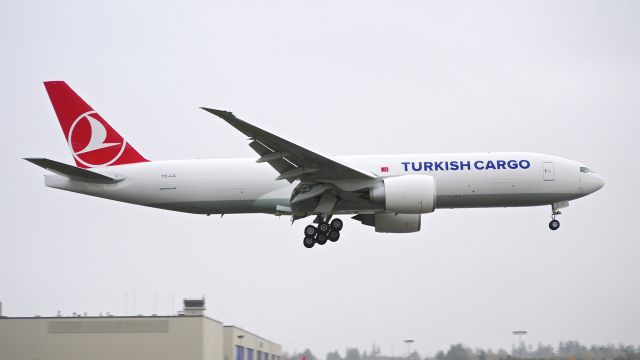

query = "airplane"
[{"left": 25, "top": 81, "right": 605, "bottom": 248}]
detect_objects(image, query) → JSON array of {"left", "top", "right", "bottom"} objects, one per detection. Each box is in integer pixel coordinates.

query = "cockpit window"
[{"left": 580, "top": 167, "right": 595, "bottom": 173}]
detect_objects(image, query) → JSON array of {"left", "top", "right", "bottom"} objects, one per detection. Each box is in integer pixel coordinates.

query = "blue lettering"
[
  {"left": 424, "top": 162, "right": 433, "bottom": 171},
  {"left": 403, "top": 159, "right": 529, "bottom": 171}
]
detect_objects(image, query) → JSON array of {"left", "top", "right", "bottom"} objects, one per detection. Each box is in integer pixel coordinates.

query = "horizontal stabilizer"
[{"left": 24, "top": 158, "right": 123, "bottom": 184}]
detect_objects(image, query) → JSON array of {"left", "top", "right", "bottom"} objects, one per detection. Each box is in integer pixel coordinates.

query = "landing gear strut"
[
  {"left": 549, "top": 206, "right": 561, "bottom": 231},
  {"left": 301, "top": 217, "right": 343, "bottom": 248}
]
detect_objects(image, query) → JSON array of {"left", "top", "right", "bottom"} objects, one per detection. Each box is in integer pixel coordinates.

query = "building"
[
  {"left": 0, "top": 299, "right": 282, "bottom": 360},
  {"left": 224, "top": 325, "right": 282, "bottom": 360}
]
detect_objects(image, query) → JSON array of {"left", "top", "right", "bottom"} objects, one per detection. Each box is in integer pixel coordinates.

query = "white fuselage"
[{"left": 43, "top": 152, "right": 604, "bottom": 215}]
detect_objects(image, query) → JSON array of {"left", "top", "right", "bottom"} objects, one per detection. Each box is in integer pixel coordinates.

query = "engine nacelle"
[
  {"left": 370, "top": 175, "right": 436, "bottom": 214},
  {"left": 374, "top": 213, "right": 421, "bottom": 233}
]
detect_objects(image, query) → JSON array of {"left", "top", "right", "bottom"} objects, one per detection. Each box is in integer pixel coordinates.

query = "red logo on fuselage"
[
  {"left": 381, "top": 166, "right": 389, "bottom": 172},
  {"left": 68, "top": 111, "right": 127, "bottom": 167}
]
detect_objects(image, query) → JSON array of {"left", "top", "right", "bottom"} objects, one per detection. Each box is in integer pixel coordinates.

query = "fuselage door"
[{"left": 543, "top": 162, "right": 555, "bottom": 181}]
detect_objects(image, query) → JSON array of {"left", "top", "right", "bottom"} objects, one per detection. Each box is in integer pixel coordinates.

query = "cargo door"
[{"left": 543, "top": 162, "right": 555, "bottom": 181}]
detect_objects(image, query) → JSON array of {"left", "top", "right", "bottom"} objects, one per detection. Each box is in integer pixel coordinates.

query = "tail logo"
[{"left": 68, "top": 111, "right": 128, "bottom": 167}]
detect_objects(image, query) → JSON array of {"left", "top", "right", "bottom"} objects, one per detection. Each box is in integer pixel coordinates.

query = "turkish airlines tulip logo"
[{"left": 68, "top": 111, "right": 127, "bottom": 167}]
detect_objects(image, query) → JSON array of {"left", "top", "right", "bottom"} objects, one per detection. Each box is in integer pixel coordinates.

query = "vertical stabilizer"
[{"left": 44, "top": 81, "right": 149, "bottom": 168}]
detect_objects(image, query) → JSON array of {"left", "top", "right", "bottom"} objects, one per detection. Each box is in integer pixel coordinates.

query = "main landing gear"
[{"left": 303, "top": 218, "right": 343, "bottom": 248}]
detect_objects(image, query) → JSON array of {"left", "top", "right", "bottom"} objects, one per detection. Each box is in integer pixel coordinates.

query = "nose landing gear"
[
  {"left": 301, "top": 218, "right": 343, "bottom": 248},
  {"left": 549, "top": 207, "right": 561, "bottom": 231},
  {"left": 548, "top": 201, "right": 569, "bottom": 231}
]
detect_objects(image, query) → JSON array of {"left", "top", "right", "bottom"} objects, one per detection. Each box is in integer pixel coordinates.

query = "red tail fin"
[{"left": 44, "top": 81, "right": 149, "bottom": 168}]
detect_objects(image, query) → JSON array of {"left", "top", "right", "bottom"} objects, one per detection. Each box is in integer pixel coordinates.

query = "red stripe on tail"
[{"left": 44, "top": 81, "right": 149, "bottom": 168}]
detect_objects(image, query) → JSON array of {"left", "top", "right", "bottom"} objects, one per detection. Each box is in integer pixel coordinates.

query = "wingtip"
[
  {"left": 200, "top": 107, "right": 229, "bottom": 114},
  {"left": 200, "top": 107, "right": 239, "bottom": 121}
]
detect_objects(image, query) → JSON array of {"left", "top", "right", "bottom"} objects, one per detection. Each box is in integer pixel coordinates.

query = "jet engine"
[{"left": 369, "top": 175, "right": 436, "bottom": 214}]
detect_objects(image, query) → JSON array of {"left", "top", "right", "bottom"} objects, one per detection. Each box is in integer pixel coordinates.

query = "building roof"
[{"left": 0, "top": 314, "right": 223, "bottom": 324}]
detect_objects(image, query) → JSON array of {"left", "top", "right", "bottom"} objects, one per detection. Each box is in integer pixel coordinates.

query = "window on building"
[
  {"left": 236, "top": 346, "right": 245, "bottom": 360},
  {"left": 264, "top": 353, "right": 269, "bottom": 360},
  {"left": 248, "top": 348, "right": 254, "bottom": 360},
  {"left": 258, "top": 350, "right": 263, "bottom": 360}
]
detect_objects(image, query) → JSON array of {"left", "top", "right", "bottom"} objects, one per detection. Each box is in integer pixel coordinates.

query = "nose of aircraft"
[
  {"left": 594, "top": 173, "right": 605, "bottom": 191},
  {"left": 584, "top": 173, "right": 605, "bottom": 194}
]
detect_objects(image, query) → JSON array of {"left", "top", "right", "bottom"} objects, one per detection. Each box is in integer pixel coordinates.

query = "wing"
[
  {"left": 201, "top": 108, "right": 383, "bottom": 220},
  {"left": 201, "top": 108, "right": 376, "bottom": 183}
]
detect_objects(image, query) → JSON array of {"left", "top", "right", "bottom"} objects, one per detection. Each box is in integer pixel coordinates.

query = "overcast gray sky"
[{"left": 1, "top": 0, "right": 638, "bottom": 356}]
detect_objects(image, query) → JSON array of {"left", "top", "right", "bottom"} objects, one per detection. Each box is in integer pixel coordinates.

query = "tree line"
[{"left": 283, "top": 341, "right": 640, "bottom": 360}]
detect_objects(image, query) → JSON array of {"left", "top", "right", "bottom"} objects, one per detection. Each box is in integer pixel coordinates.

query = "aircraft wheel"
[
  {"left": 303, "top": 236, "right": 315, "bottom": 248},
  {"left": 328, "top": 230, "right": 340, "bottom": 242},
  {"left": 318, "top": 222, "right": 330, "bottom": 234},
  {"left": 304, "top": 225, "right": 317, "bottom": 237},
  {"left": 549, "top": 219, "right": 560, "bottom": 230},
  {"left": 316, "top": 233, "right": 328, "bottom": 245},
  {"left": 330, "top": 218, "right": 343, "bottom": 231}
]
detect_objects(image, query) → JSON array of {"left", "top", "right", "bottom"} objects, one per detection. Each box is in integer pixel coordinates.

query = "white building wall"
[
  {"left": 0, "top": 315, "right": 224, "bottom": 360},
  {"left": 0, "top": 311, "right": 279, "bottom": 360},
  {"left": 203, "top": 316, "right": 225, "bottom": 360}
]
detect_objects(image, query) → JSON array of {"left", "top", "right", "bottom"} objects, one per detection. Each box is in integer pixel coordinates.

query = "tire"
[
  {"left": 318, "top": 222, "right": 330, "bottom": 234},
  {"left": 316, "top": 233, "right": 328, "bottom": 245},
  {"left": 328, "top": 230, "right": 340, "bottom": 242},
  {"left": 304, "top": 225, "right": 317, "bottom": 237},
  {"left": 549, "top": 220, "right": 560, "bottom": 230},
  {"left": 330, "top": 218, "right": 343, "bottom": 231},
  {"left": 303, "top": 236, "right": 315, "bottom": 248}
]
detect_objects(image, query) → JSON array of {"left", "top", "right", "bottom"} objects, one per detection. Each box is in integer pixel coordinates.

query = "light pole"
[
  {"left": 404, "top": 340, "right": 415, "bottom": 358},
  {"left": 512, "top": 331, "right": 527, "bottom": 358}
]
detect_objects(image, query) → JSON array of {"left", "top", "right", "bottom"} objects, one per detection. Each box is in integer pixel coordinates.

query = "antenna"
[
  {"left": 404, "top": 340, "right": 415, "bottom": 356},
  {"left": 153, "top": 293, "right": 158, "bottom": 315}
]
